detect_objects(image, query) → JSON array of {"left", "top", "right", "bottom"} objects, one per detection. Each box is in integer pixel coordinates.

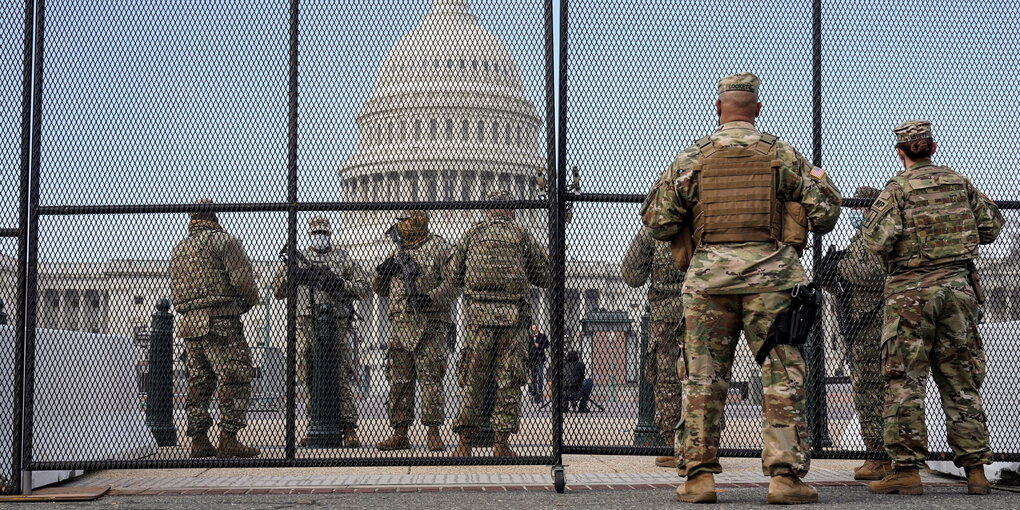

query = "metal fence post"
[
  {"left": 306, "top": 303, "right": 344, "bottom": 448},
  {"left": 633, "top": 307, "right": 660, "bottom": 446},
  {"left": 144, "top": 299, "right": 177, "bottom": 447}
]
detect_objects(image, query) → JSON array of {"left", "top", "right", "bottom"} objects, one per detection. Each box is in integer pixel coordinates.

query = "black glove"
[
  {"left": 408, "top": 293, "right": 432, "bottom": 311},
  {"left": 376, "top": 257, "right": 402, "bottom": 278},
  {"left": 292, "top": 266, "right": 315, "bottom": 286}
]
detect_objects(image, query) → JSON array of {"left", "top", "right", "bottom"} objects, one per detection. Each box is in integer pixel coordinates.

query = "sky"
[{"left": 1, "top": 0, "right": 1019, "bottom": 264}]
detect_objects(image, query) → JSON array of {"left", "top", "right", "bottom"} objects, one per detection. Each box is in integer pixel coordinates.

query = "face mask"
[
  {"left": 310, "top": 233, "right": 331, "bottom": 250},
  {"left": 849, "top": 210, "right": 864, "bottom": 229}
]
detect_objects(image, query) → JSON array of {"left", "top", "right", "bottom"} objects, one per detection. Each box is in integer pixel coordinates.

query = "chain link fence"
[{"left": 3, "top": 0, "right": 1019, "bottom": 495}]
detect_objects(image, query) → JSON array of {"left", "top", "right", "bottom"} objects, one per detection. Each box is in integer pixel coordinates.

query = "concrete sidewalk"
[{"left": 58, "top": 456, "right": 962, "bottom": 495}]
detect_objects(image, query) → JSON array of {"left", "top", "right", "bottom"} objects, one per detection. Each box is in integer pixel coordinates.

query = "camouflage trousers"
[
  {"left": 682, "top": 291, "right": 810, "bottom": 478},
  {"left": 881, "top": 278, "right": 992, "bottom": 469},
  {"left": 184, "top": 317, "right": 254, "bottom": 437},
  {"left": 844, "top": 312, "right": 885, "bottom": 452},
  {"left": 385, "top": 319, "right": 449, "bottom": 428},
  {"left": 297, "top": 316, "right": 358, "bottom": 428},
  {"left": 453, "top": 321, "right": 529, "bottom": 434},
  {"left": 647, "top": 319, "right": 684, "bottom": 449}
]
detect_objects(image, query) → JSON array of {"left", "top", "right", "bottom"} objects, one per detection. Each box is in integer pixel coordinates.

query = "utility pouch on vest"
[
  {"left": 464, "top": 299, "right": 520, "bottom": 327},
  {"left": 967, "top": 261, "right": 986, "bottom": 304},
  {"left": 781, "top": 202, "right": 808, "bottom": 255},
  {"left": 669, "top": 223, "right": 695, "bottom": 270},
  {"left": 755, "top": 283, "right": 821, "bottom": 366}
]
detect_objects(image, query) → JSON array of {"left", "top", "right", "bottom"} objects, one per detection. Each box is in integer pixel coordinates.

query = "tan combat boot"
[
  {"left": 853, "top": 459, "right": 892, "bottom": 481},
  {"left": 492, "top": 432, "right": 517, "bottom": 457},
  {"left": 452, "top": 428, "right": 474, "bottom": 457},
  {"left": 426, "top": 425, "right": 445, "bottom": 452},
  {"left": 344, "top": 428, "right": 361, "bottom": 448},
  {"left": 966, "top": 466, "right": 992, "bottom": 495},
  {"left": 376, "top": 426, "right": 410, "bottom": 451},
  {"left": 217, "top": 431, "right": 260, "bottom": 458},
  {"left": 656, "top": 433, "right": 678, "bottom": 468},
  {"left": 190, "top": 434, "right": 216, "bottom": 458},
  {"left": 868, "top": 468, "right": 923, "bottom": 495},
  {"left": 767, "top": 473, "right": 818, "bottom": 504},
  {"left": 676, "top": 471, "right": 716, "bottom": 503}
]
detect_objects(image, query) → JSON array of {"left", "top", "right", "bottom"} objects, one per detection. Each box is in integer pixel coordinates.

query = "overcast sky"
[{"left": 1, "top": 0, "right": 1017, "bottom": 264}]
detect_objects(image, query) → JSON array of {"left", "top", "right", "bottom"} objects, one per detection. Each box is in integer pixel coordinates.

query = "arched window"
[
  {"left": 387, "top": 122, "right": 394, "bottom": 143},
  {"left": 476, "top": 120, "right": 485, "bottom": 142},
  {"left": 471, "top": 59, "right": 478, "bottom": 72},
  {"left": 445, "top": 119, "right": 454, "bottom": 140},
  {"left": 414, "top": 119, "right": 422, "bottom": 141},
  {"left": 504, "top": 123, "right": 512, "bottom": 145},
  {"left": 399, "top": 121, "right": 406, "bottom": 141},
  {"left": 491, "top": 121, "right": 499, "bottom": 143},
  {"left": 516, "top": 125, "right": 522, "bottom": 145},
  {"left": 429, "top": 119, "right": 437, "bottom": 140},
  {"left": 461, "top": 119, "right": 469, "bottom": 141}
]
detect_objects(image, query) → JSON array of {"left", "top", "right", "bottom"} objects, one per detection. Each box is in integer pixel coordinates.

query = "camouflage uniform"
[
  {"left": 170, "top": 219, "right": 260, "bottom": 439},
  {"left": 373, "top": 228, "right": 459, "bottom": 430},
  {"left": 641, "top": 114, "right": 841, "bottom": 478},
  {"left": 622, "top": 226, "right": 685, "bottom": 454},
  {"left": 450, "top": 201, "right": 551, "bottom": 439},
  {"left": 836, "top": 230, "right": 886, "bottom": 452},
  {"left": 860, "top": 120, "right": 1003, "bottom": 471},
  {"left": 272, "top": 219, "right": 371, "bottom": 432}
]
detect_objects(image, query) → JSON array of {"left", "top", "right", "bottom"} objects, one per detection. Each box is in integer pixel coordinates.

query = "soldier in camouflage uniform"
[
  {"left": 449, "top": 190, "right": 551, "bottom": 457},
  {"left": 272, "top": 216, "right": 371, "bottom": 447},
  {"left": 641, "top": 73, "right": 841, "bottom": 504},
  {"left": 836, "top": 186, "right": 890, "bottom": 480},
  {"left": 373, "top": 210, "right": 460, "bottom": 452},
  {"left": 622, "top": 226, "right": 686, "bottom": 469},
  {"left": 861, "top": 120, "right": 1003, "bottom": 496},
  {"left": 169, "top": 199, "right": 261, "bottom": 458}
]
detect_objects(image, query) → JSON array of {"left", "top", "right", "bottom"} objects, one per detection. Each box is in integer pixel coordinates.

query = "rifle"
[
  {"left": 382, "top": 225, "right": 427, "bottom": 314},
  {"left": 817, "top": 245, "right": 854, "bottom": 338},
  {"left": 278, "top": 245, "right": 349, "bottom": 295}
]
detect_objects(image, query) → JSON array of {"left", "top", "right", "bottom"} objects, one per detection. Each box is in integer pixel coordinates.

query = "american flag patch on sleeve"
[{"left": 809, "top": 166, "right": 825, "bottom": 180}]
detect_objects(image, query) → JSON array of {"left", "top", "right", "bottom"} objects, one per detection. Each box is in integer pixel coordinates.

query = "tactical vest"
[
  {"left": 464, "top": 219, "right": 529, "bottom": 302},
  {"left": 691, "top": 134, "right": 784, "bottom": 245},
  {"left": 170, "top": 230, "right": 241, "bottom": 314},
  {"left": 889, "top": 164, "right": 979, "bottom": 269}
]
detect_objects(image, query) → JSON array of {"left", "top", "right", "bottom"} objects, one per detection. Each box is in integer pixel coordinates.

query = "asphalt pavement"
[{"left": 1, "top": 486, "right": 1018, "bottom": 509}]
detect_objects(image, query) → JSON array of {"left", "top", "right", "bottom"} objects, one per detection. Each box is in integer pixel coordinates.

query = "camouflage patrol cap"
[
  {"left": 893, "top": 119, "right": 933, "bottom": 144},
  {"left": 717, "top": 72, "right": 760, "bottom": 95},
  {"left": 308, "top": 215, "right": 332, "bottom": 234},
  {"left": 853, "top": 186, "right": 882, "bottom": 200},
  {"left": 394, "top": 209, "right": 429, "bottom": 220},
  {"left": 190, "top": 197, "right": 217, "bottom": 221}
]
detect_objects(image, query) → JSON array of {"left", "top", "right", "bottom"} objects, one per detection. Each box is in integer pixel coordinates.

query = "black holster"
[{"left": 755, "top": 283, "right": 822, "bottom": 366}]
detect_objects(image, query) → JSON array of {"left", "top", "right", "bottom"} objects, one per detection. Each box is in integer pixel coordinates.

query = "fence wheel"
[{"left": 552, "top": 465, "right": 566, "bottom": 493}]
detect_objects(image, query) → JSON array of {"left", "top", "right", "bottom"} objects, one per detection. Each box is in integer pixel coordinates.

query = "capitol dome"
[{"left": 340, "top": 0, "right": 546, "bottom": 256}]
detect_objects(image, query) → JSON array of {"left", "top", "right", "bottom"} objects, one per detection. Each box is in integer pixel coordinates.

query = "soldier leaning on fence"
[
  {"left": 641, "top": 73, "right": 841, "bottom": 504},
  {"left": 834, "top": 186, "right": 890, "bottom": 480},
  {"left": 449, "top": 190, "right": 551, "bottom": 457},
  {"left": 373, "top": 210, "right": 460, "bottom": 452},
  {"left": 622, "top": 226, "right": 686, "bottom": 469},
  {"left": 860, "top": 120, "right": 1003, "bottom": 496},
  {"left": 272, "top": 216, "right": 371, "bottom": 448},
  {"left": 169, "top": 199, "right": 261, "bottom": 458}
]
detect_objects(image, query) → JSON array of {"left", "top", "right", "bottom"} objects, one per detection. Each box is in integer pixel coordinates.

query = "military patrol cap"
[
  {"left": 308, "top": 215, "right": 332, "bottom": 234},
  {"left": 853, "top": 186, "right": 882, "bottom": 200},
  {"left": 394, "top": 209, "right": 429, "bottom": 220},
  {"left": 893, "top": 119, "right": 933, "bottom": 144},
  {"left": 190, "top": 197, "right": 217, "bottom": 221},
  {"left": 717, "top": 72, "right": 760, "bottom": 95}
]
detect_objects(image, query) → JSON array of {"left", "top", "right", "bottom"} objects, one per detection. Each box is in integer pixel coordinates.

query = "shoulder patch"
[
  {"left": 863, "top": 197, "right": 891, "bottom": 229},
  {"left": 809, "top": 166, "right": 825, "bottom": 180}
]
